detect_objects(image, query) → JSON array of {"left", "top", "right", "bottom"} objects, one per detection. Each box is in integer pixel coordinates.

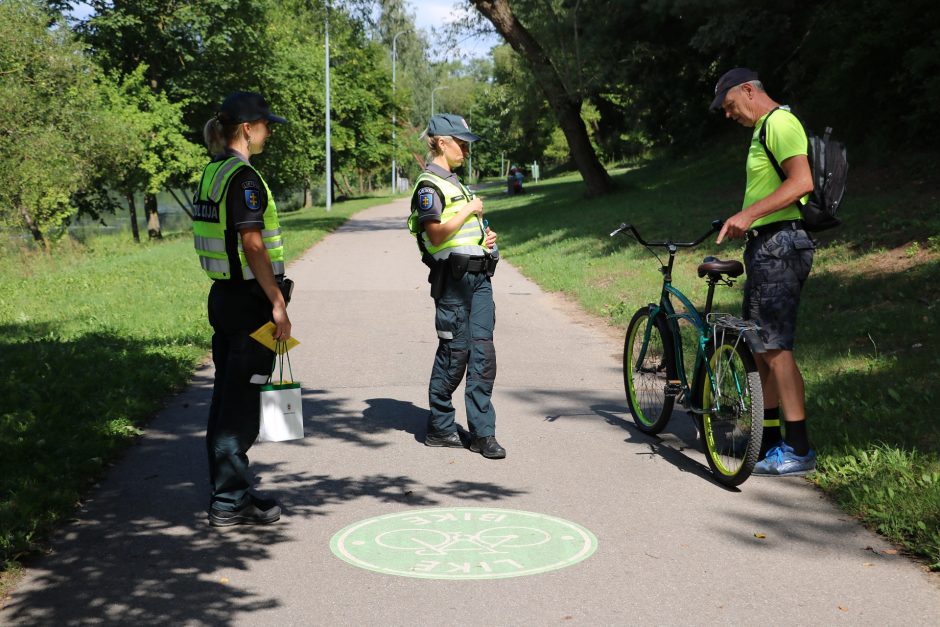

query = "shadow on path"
[
  {"left": 294, "top": 394, "right": 428, "bottom": 449},
  {"left": 3, "top": 386, "right": 523, "bottom": 625},
  {"left": 510, "top": 385, "right": 734, "bottom": 490}
]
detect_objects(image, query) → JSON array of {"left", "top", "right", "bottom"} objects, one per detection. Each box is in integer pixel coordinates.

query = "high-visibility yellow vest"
[
  {"left": 407, "top": 170, "right": 486, "bottom": 259},
  {"left": 192, "top": 156, "right": 285, "bottom": 280}
]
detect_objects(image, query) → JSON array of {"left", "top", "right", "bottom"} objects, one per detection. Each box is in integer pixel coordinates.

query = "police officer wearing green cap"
[
  {"left": 407, "top": 113, "right": 505, "bottom": 459},
  {"left": 195, "top": 92, "right": 291, "bottom": 525}
]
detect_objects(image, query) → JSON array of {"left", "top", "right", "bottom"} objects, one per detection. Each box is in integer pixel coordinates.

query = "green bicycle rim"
[
  {"left": 627, "top": 316, "right": 657, "bottom": 428},
  {"left": 702, "top": 343, "right": 747, "bottom": 477}
]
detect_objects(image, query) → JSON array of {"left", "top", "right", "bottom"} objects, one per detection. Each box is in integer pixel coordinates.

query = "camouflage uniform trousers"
[{"left": 742, "top": 227, "right": 815, "bottom": 350}]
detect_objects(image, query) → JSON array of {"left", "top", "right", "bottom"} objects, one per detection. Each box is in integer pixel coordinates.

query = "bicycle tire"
[
  {"left": 623, "top": 306, "right": 677, "bottom": 434},
  {"left": 698, "top": 333, "right": 763, "bottom": 486}
]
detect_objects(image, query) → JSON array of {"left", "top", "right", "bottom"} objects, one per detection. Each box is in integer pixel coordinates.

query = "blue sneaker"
[{"left": 753, "top": 442, "right": 817, "bottom": 476}]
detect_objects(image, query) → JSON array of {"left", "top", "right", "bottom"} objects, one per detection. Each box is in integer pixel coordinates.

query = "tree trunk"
[
  {"left": 471, "top": 0, "right": 613, "bottom": 197},
  {"left": 338, "top": 172, "right": 355, "bottom": 198},
  {"left": 145, "top": 193, "right": 162, "bottom": 239},
  {"left": 303, "top": 180, "right": 313, "bottom": 208},
  {"left": 18, "top": 205, "right": 48, "bottom": 253},
  {"left": 127, "top": 192, "right": 141, "bottom": 243}
]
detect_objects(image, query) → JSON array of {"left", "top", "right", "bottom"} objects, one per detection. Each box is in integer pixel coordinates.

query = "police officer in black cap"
[
  {"left": 407, "top": 114, "right": 505, "bottom": 459},
  {"left": 195, "top": 92, "right": 291, "bottom": 525}
]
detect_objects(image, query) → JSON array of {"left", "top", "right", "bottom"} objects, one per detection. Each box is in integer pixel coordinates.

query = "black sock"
[
  {"left": 761, "top": 407, "right": 782, "bottom": 455},
  {"left": 784, "top": 420, "right": 810, "bottom": 456}
]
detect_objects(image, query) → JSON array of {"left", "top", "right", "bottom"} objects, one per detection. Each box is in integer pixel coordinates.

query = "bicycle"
[{"left": 610, "top": 220, "right": 765, "bottom": 486}]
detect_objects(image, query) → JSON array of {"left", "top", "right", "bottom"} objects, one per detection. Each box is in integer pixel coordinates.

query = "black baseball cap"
[
  {"left": 427, "top": 113, "right": 480, "bottom": 142},
  {"left": 218, "top": 91, "right": 288, "bottom": 124},
  {"left": 709, "top": 68, "right": 759, "bottom": 111}
]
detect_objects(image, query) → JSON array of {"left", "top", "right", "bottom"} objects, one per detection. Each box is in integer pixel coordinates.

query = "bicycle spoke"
[
  {"left": 624, "top": 307, "right": 675, "bottom": 434},
  {"left": 699, "top": 330, "right": 764, "bottom": 486}
]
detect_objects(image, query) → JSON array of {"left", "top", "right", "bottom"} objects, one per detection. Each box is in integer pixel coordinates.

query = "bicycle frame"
[
  {"left": 614, "top": 220, "right": 743, "bottom": 415},
  {"left": 647, "top": 286, "right": 711, "bottom": 412}
]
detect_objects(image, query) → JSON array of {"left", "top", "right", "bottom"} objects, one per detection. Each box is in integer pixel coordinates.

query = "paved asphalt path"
[{"left": 4, "top": 199, "right": 938, "bottom": 625}]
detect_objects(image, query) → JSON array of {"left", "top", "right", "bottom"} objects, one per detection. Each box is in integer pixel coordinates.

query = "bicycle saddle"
[{"left": 697, "top": 256, "right": 744, "bottom": 278}]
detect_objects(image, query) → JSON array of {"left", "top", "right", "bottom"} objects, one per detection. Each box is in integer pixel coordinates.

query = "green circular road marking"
[{"left": 330, "top": 507, "right": 597, "bottom": 580}]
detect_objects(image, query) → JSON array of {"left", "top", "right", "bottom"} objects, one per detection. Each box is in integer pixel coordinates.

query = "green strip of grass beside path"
[
  {"left": 0, "top": 196, "right": 390, "bottom": 580},
  {"left": 481, "top": 147, "right": 940, "bottom": 569}
]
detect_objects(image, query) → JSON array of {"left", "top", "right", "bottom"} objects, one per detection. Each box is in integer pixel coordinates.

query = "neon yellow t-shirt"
[{"left": 743, "top": 108, "right": 809, "bottom": 228}]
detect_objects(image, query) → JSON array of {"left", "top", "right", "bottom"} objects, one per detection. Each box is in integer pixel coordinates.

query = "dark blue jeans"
[{"left": 428, "top": 271, "right": 497, "bottom": 437}]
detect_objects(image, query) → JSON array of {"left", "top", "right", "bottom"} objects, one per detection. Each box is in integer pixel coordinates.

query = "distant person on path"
[
  {"left": 711, "top": 68, "right": 817, "bottom": 476},
  {"left": 507, "top": 166, "right": 523, "bottom": 195},
  {"left": 407, "top": 113, "right": 506, "bottom": 459},
  {"left": 194, "top": 92, "right": 292, "bottom": 525}
]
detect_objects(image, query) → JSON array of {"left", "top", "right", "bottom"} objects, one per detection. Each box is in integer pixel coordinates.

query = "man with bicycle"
[{"left": 711, "top": 68, "right": 817, "bottom": 476}]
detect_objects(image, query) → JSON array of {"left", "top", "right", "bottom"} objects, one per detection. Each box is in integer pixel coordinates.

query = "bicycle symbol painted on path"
[
  {"left": 330, "top": 507, "right": 597, "bottom": 580},
  {"left": 374, "top": 526, "right": 552, "bottom": 556}
]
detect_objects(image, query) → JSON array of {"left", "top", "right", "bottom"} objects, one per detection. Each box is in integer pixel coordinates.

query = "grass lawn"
[
  {"left": 0, "top": 196, "right": 390, "bottom": 585},
  {"left": 480, "top": 143, "right": 940, "bottom": 569}
]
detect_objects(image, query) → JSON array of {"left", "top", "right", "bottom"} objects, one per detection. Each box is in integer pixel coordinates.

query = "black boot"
[
  {"left": 424, "top": 430, "right": 464, "bottom": 448},
  {"left": 470, "top": 436, "right": 506, "bottom": 459}
]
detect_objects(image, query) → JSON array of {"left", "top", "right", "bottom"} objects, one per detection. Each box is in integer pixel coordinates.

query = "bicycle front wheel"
[
  {"left": 624, "top": 307, "right": 676, "bottom": 434},
  {"left": 699, "top": 334, "right": 763, "bottom": 486}
]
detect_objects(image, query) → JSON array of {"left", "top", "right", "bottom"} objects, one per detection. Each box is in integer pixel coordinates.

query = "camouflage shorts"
[{"left": 742, "top": 227, "right": 814, "bottom": 350}]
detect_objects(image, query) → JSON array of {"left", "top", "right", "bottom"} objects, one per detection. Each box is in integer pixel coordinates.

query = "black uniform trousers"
[{"left": 206, "top": 280, "right": 274, "bottom": 511}]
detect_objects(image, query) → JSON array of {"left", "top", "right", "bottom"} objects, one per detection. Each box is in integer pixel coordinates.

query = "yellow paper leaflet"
[{"left": 249, "top": 321, "right": 300, "bottom": 354}]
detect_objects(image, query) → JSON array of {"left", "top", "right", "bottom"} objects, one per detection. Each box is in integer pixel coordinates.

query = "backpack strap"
[
  {"left": 758, "top": 107, "right": 787, "bottom": 182},
  {"left": 757, "top": 107, "right": 806, "bottom": 210}
]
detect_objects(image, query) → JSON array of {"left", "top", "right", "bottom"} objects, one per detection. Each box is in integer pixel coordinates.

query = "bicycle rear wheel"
[
  {"left": 624, "top": 307, "right": 676, "bottom": 434},
  {"left": 699, "top": 333, "right": 763, "bottom": 486}
]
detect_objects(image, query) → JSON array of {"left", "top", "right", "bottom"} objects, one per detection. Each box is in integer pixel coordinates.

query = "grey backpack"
[{"left": 759, "top": 107, "right": 848, "bottom": 232}]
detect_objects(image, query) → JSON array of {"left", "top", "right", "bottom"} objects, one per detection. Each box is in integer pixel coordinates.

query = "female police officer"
[
  {"left": 407, "top": 114, "right": 505, "bottom": 459},
  {"left": 194, "top": 92, "right": 291, "bottom": 525}
]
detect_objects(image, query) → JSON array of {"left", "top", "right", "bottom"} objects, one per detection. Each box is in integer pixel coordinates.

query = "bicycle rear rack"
[{"left": 706, "top": 313, "right": 765, "bottom": 354}]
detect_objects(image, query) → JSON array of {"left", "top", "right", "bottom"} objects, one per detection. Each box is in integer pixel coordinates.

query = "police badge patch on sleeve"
[
  {"left": 417, "top": 187, "right": 434, "bottom": 210},
  {"left": 245, "top": 189, "right": 261, "bottom": 211}
]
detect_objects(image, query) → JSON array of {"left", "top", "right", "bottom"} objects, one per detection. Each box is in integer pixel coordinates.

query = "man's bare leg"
[
  {"left": 757, "top": 349, "right": 806, "bottom": 422},
  {"left": 755, "top": 349, "right": 812, "bottom": 462}
]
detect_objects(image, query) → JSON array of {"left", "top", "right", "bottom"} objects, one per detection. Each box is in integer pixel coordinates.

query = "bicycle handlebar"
[{"left": 610, "top": 219, "right": 724, "bottom": 248}]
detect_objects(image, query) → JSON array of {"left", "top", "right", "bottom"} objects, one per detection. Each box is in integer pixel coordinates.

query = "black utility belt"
[
  {"left": 456, "top": 255, "right": 488, "bottom": 274},
  {"left": 428, "top": 253, "right": 498, "bottom": 299},
  {"left": 747, "top": 219, "right": 804, "bottom": 239},
  {"left": 445, "top": 253, "right": 496, "bottom": 276},
  {"left": 243, "top": 275, "right": 294, "bottom": 304}
]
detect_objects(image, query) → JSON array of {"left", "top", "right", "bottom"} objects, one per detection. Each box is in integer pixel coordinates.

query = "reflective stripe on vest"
[
  {"left": 192, "top": 157, "right": 285, "bottom": 280},
  {"left": 243, "top": 261, "right": 286, "bottom": 280},
  {"left": 408, "top": 171, "right": 486, "bottom": 259}
]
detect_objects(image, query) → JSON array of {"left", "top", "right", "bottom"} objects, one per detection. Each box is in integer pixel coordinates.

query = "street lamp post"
[
  {"left": 391, "top": 30, "right": 405, "bottom": 194},
  {"left": 324, "top": 3, "right": 332, "bottom": 212},
  {"left": 430, "top": 85, "right": 450, "bottom": 118},
  {"left": 467, "top": 108, "right": 473, "bottom": 183}
]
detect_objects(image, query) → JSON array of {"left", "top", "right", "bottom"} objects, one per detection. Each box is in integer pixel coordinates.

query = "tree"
[
  {"left": 73, "top": 0, "right": 271, "bottom": 236},
  {"left": 252, "top": 1, "right": 401, "bottom": 202},
  {"left": 251, "top": 0, "right": 329, "bottom": 204},
  {"left": 96, "top": 66, "right": 203, "bottom": 242},
  {"left": 470, "top": 0, "right": 612, "bottom": 196},
  {"left": 468, "top": 46, "right": 557, "bottom": 176},
  {"left": 0, "top": 0, "right": 125, "bottom": 249}
]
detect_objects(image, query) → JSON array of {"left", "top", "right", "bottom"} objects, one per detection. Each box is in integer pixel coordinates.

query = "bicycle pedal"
[{"left": 664, "top": 381, "right": 682, "bottom": 396}]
